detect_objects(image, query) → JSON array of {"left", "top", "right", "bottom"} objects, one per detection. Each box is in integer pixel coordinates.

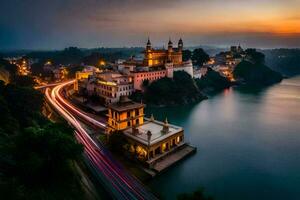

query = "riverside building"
[{"left": 107, "top": 97, "right": 195, "bottom": 172}]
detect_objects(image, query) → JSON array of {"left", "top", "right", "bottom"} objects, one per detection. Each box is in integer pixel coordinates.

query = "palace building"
[
  {"left": 143, "top": 38, "right": 183, "bottom": 66},
  {"left": 128, "top": 38, "right": 194, "bottom": 91}
]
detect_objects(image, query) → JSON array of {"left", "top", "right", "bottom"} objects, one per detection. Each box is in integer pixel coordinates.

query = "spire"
[
  {"left": 178, "top": 37, "right": 183, "bottom": 51},
  {"left": 168, "top": 37, "right": 173, "bottom": 53},
  {"left": 147, "top": 37, "right": 151, "bottom": 45},
  {"left": 146, "top": 37, "right": 151, "bottom": 51},
  {"left": 150, "top": 114, "right": 155, "bottom": 122},
  {"left": 164, "top": 117, "right": 168, "bottom": 125},
  {"left": 168, "top": 37, "right": 173, "bottom": 46},
  {"left": 178, "top": 37, "right": 183, "bottom": 44},
  {"left": 147, "top": 130, "right": 152, "bottom": 146},
  {"left": 162, "top": 117, "right": 169, "bottom": 134}
]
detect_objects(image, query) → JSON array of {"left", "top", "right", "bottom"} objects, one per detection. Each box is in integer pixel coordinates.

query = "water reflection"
[{"left": 146, "top": 76, "right": 300, "bottom": 200}]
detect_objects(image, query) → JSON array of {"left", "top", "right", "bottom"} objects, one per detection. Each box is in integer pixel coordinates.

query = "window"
[{"left": 127, "top": 111, "right": 130, "bottom": 118}]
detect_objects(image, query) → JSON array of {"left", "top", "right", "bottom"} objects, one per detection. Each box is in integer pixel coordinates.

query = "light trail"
[{"left": 45, "top": 80, "right": 157, "bottom": 200}]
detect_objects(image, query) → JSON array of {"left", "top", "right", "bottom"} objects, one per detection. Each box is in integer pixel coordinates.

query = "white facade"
[
  {"left": 84, "top": 72, "right": 134, "bottom": 104},
  {"left": 132, "top": 70, "right": 167, "bottom": 91},
  {"left": 173, "top": 60, "right": 194, "bottom": 78}
]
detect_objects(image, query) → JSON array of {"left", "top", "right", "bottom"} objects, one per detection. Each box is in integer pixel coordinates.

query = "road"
[{"left": 45, "top": 80, "right": 157, "bottom": 200}]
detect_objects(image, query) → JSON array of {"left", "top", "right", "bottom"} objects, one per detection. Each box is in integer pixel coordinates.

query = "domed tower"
[
  {"left": 168, "top": 38, "right": 173, "bottom": 53},
  {"left": 146, "top": 37, "right": 151, "bottom": 52},
  {"left": 167, "top": 38, "right": 173, "bottom": 61},
  {"left": 178, "top": 38, "right": 183, "bottom": 52}
]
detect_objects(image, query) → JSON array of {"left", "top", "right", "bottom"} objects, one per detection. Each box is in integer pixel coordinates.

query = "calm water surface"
[{"left": 146, "top": 76, "right": 300, "bottom": 200}]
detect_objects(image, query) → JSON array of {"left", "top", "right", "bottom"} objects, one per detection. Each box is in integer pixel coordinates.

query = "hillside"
[
  {"left": 234, "top": 60, "right": 283, "bottom": 86},
  {"left": 261, "top": 49, "right": 300, "bottom": 76},
  {"left": 131, "top": 71, "right": 206, "bottom": 106}
]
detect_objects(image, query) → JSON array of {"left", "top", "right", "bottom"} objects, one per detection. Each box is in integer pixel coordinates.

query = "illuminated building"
[
  {"left": 143, "top": 38, "right": 183, "bottom": 66},
  {"left": 76, "top": 70, "right": 134, "bottom": 105},
  {"left": 53, "top": 67, "right": 68, "bottom": 80},
  {"left": 74, "top": 71, "right": 94, "bottom": 91},
  {"left": 130, "top": 38, "right": 194, "bottom": 90},
  {"left": 93, "top": 72, "right": 134, "bottom": 104},
  {"left": 107, "top": 97, "right": 189, "bottom": 168},
  {"left": 107, "top": 96, "right": 144, "bottom": 131}
]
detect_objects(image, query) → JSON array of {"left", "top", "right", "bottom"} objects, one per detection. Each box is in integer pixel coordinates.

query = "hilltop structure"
[
  {"left": 143, "top": 38, "right": 183, "bottom": 66},
  {"left": 129, "top": 38, "right": 193, "bottom": 90}
]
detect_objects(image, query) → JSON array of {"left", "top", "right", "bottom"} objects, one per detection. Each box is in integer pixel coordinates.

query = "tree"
[
  {"left": 0, "top": 59, "right": 18, "bottom": 81},
  {"left": 3, "top": 84, "right": 44, "bottom": 127},
  {"left": 192, "top": 48, "right": 210, "bottom": 67},
  {"left": 67, "top": 65, "right": 84, "bottom": 78},
  {"left": 82, "top": 52, "right": 104, "bottom": 66},
  {"left": 0, "top": 81, "right": 84, "bottom": 199},
  {"left": 195, "top": 67, "right": 231, "bottom": 91},
  {"left": 233, "top": 60, "right": 282, "bottom": 86},
  {"left": 182, "top": 50, "right": 192, "bottom": 61},
  {"left": 245, "top": 48, "right": 265, "bottom": 64},
  {"left": 108, "top": 131, "right": 127, "bottom": 153},
  {"left": 55, "top": 47, "right": 84, "bottom": 65},
  {"left": 142, "top": 79, "right": 149, "bottom": 89},
  {"left": 14, "top": 75, "right": 36, "bottom": 87},
  {"left": 144, "top": 71, "right": 205, "bottom": 105},
  {"left": 15, "top": 123, "right": 83, "bottom": 184}
]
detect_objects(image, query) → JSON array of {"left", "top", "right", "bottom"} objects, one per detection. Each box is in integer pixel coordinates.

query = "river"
[{"left": 146, "top": 76, "right": 300, "bottom": 200}]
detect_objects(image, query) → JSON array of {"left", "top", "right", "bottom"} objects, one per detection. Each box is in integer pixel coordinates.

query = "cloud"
[{"left": 0, "top": 0, "right": 300, "bottom": 49}]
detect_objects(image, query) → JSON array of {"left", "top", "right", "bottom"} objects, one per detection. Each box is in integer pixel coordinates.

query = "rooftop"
[
  {"left": 108, "top": 96, "right": 144, "bottom": 112},
  {"left": 123, "top": 118, "right": 183, "bottom": 146}
]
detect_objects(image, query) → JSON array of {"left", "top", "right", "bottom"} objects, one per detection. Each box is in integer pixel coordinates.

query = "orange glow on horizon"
[{"left": 125, "top": 1, "right": 300, "bottom": 36}]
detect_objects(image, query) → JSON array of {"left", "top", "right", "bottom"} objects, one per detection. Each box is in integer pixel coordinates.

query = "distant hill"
[
  {"left": 260, "top": 49, "right": 300, "bottom": 77},
  {"left": 234, "top": 60, "right": 283, "bottom": 86},
  {"left": 2, "top": 47, "right": 144, "bottom": 65},
  {"left": 3, "top": 47, "right": 300, "bottom": 78}
]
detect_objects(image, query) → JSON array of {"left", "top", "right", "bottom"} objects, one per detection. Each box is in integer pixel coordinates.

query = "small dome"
[
  {"left": 147, "top": 37, "right": 151, "bottom": 45},
  {"left": 178, "top": 38, "right": 183, "bottom": 44}
]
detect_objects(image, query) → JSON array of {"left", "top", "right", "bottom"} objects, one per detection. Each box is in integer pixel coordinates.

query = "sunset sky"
[{"left": 1, "top": 0, "right": 300, "bottom": 50}]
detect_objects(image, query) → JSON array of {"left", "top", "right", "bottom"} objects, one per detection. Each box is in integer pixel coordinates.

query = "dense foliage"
[
  {"left": 245, "top": 49, "right": 265, "bottom": 64},
  {"left": 233, "top": 49, "right": 283, "bottom": 86},
  {"left": 82, "top": 52, "right": 104, "bottom": 66},
  {"left": 195, "top": 67, "right": 232, "bottom": 92},
  {"left": 192, "top": 48, "right": 210, "bottom": 67},
  {"left": 24, "top": 47, "right": 143, "bottom": 65},
  {"left": 182, "top": 50, "right": 192, "bottom": 61},
  {"left": 107, "top": 131, "right": 127, "bottom": 153},
  {"left": 0, "top": 77, "right": 83, "bottom": 199},
  {"left": 234, "top": 60, "right": 282, "bottom": 86},
  {"left": 0, "top": 58, "right": 18, "bottom": 81},
  {"left": 132, "top": 71, "right": 206, "bottom": 105}
]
